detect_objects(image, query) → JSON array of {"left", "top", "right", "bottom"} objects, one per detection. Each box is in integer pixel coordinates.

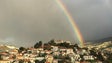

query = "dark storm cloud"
[
  {"left": 62, "top": 0, "right": 112, "bottom": 40},
  {"left": 0, "top": 0, "right": 75, "bottom": 47},
  {"left": 0, "top": 0, "right": 112, "bottom": 47}
]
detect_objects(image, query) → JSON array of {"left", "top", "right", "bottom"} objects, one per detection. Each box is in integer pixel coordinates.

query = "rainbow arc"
[{"left": 55, "top": 0, "right": 84, "bottom": 47}]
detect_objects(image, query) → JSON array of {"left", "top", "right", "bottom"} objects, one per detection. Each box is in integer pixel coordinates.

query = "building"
[{"left": 0, "top": 60, "right": 10, "bottom": 63}]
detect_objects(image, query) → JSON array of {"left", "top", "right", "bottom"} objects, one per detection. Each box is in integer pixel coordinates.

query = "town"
[{"left": 0, "top": 39, "right": 112, "bottom": 63}]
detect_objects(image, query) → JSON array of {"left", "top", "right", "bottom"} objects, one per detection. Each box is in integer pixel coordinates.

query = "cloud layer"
[
  {"left": 0, "top": 0, "right": 112, "bottom": 46},
  {"left": 62, "top": 0, "right": 112, "bottom": 40},
  {"left": 0, "top": 0, "right": 75, "bottom": 47}
]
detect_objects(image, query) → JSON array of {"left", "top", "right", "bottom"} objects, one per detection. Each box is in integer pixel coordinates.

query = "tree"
[
  {"left": 35, "top": 60, "right": 39, "bottom": 63},
  {"left": 34, "top": 41, "right": 43, "bottom": 48},
  {"left": 34, "top": 42, "right": 39, "bottom": 48},
  {"left": 19, "top": 60, "right": 24, "bottom": 63},
  {"left": 18, "top": 47, "right": 25, "bottom": 53},
  {"left": 19, "top": 47, "right": 25, "bottom": 51},
  {"left": 74, "top": 44, "right": 80, "bottom": 49},
  {"left": 64, "top": 42, "right": 70, "bottom": 48},
  {"left": 97, "top": 52, "right": 105, "bottom": 61},
  {"left": 49, "top": 39, "right": 56, "bottom": 45},
  {"left": 39, "top": 41, "right": 42, "bottom": 47},
  {"left": 28, "top": 61, "right": 31, "bottom": 63},
  {"left": 0, "top": 54, "right": 3, "bottom": 60}
]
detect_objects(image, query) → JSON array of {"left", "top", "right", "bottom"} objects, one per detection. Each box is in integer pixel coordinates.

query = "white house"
[
  {"left": 66, "top": 49, "right": 74, "bottom": 54},
  {"left": 52, "top": 46, "right": 58, "bottom": 52},
  {"left": 83, "top": 55, "right": 94, "bottom": 60},
  {"left": 0, "top": 60, "right": 10, "bottom": 63}
]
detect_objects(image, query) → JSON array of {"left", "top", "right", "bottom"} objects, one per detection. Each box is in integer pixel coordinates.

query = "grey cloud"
[
  {"left": 62, "top": 0, "right": 112, "bottom": 40},
  {"left": 0, "top": 0, "right": 112, "bottom": 47},
  {"left": 0, "top": 0, "right": 75, "bottom": 47}
]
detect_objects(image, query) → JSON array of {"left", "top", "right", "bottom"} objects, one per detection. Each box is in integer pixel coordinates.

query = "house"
[
  {"left": 32, "top": 49, "right": 38, "bottom": 54},
  {"left": 45, "top": 50, "right": 52, "bottom": 54},
  {"left": 54, "top": 40, "right": 64, "bottom": 44},
  {"left": 59, "top": 47, "right": 66, "bottom": 52},
  {"left": 9, "top": 49, "right": 18, "bottom": 55},
  {"left": 45, "top": 54, "right": 53, "bottom": 63},
  {"left": 73, "top": 54, "right": 81, "bottom": 61},
  {"left": 0, "top": 60, "right": 10, "bottom": 63},
  {"left": 66, "top": 49, "right": 74, "bottom": 54},
  {"left": 52, "top": 46, "right": 58, "bottom": 52},
  {"left": 37, "top": 48, "right": 43, "bottom": 51},
  {"left": 61, "top": 52, "right": 66, "bottom": 56},
  {"left": 83, "top": 55, "right": 94, "bottom": 60},
  {"left": 0, "top": 52, "right": 9, "bottom": 60},
  {"left": 40, "top": 50, "right": 45, "bottom": 54},
  {"left": 23, "top": 53, "right": 31, "bottom": 59},
  {"left": 65, "top": 41, "right": 71, "bottom": 45},
  {"left": 17, "top": 55, "right": 24, "bottom": 60},
  {"left": 53, "top": 51, "right": 60, "bottom": 56},
  {"left": 35, "top": 57, "right": 45, "bottom": 61},
  {"left": 53, "top": 59, "right": 58, "bottom": 63}
]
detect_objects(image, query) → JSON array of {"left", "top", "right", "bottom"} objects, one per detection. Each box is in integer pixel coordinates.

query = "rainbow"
[{"left": 55, "top": 0, "right": 84, "bottom": 47}]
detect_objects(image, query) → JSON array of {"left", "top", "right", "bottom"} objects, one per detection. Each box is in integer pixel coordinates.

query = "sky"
[
  {"left": 0, "top": 0, "right": 112, "bottom": 47},
  {"left": 62, "top": 0, "right": 112, "bottom": 41}
]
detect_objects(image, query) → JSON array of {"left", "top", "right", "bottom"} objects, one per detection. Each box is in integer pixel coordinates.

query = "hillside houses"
[{"left": 0, "top": 40, "right": 112, "bottom": 63}]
